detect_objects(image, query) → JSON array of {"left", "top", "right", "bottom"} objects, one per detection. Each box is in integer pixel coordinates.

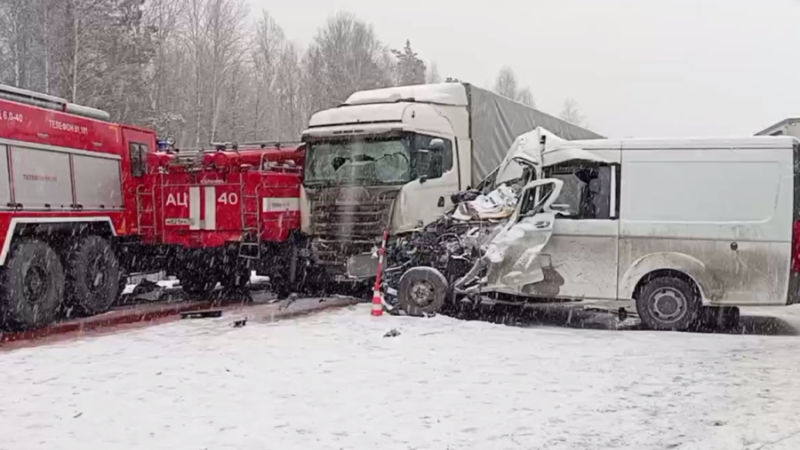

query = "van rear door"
[{"left": 788, "top": 141, "right": 800, "bottom": 304}]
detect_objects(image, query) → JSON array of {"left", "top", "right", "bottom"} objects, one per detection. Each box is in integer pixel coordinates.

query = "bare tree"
[
  {"left": 205, "top": 0, "right": 248, "bottom": 142},
  {"left": 0, "top": 3, "right": 457, "bottom": 147},
  {"left": 252, "top": 10, "right": 285, "bottom": 139},
  {"left": 516, "top": 87, "right": 535, "bottom": 107},
  {"left": 493, "top": 66, "right": 536, "bottom": 106},
  {"left": 305, "top": 12, "right": 392, "bottom": 112},
  {"left": 559, "top": 98, "right": 587, "bottom": 127},
  {"left": 426, "top": 61, "right": 441, "bottom": 84},
  {"left": 0, "top": 0, "right": 33, "bottom": 87},
  {"left": 274, "top": 42, "right": 305, "bottom": 139},
  {"left": 494, "top": 66, "right": 518, "bottom": 100},
  {"left": 144, "top": 0, "right": 183, "bottom": 131}
]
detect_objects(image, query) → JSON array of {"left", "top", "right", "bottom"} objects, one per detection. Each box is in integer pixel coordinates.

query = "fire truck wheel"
[
  {"left": 0, "top": 239, "right": 65, "bottom": 329},
  {"left": 65, "top": 236, "right": 121, "bottom": 315}
]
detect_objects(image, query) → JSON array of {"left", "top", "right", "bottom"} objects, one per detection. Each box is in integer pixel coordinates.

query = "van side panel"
[{"left": 617, "top": 144, "right": 794, "bottom": 306}]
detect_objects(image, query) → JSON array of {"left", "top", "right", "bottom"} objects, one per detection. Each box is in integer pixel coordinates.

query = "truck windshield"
[{"left": 304, "top": 137, "right": 412, "bottom": 186}]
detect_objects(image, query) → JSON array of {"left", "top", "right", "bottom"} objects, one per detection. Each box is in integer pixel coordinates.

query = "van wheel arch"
[{"left": 620, "top": 252, "right": 719, "bottom": 303}]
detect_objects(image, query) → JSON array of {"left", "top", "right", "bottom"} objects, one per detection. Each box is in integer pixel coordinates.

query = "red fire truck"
[
  {"left": 125, "top": 142, "right": 304, "bottom": 296},
  {"left": 0, "top": 84, "right": 303, "bottom": 330}
]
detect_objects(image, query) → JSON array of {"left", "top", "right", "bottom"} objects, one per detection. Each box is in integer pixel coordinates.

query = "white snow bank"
[{"left": 2, "top": 305, "right": 800, "bottom": 450}]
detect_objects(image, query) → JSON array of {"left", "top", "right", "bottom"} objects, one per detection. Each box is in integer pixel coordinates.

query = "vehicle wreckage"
[
  {"left": 384, "top": 127, "right": 610, "bottom": 317},
  {"left": 384, "top": 127, "right": 800, "bottom": 331}
]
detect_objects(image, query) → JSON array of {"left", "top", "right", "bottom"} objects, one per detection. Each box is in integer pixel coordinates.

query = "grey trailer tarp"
[{"left": 466, "top": 84, "right": 604, "bottom": 186}]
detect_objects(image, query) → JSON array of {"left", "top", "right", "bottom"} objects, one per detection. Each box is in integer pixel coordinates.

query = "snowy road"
[{"left": 3, "top": 305, "right": 800, "bottom": 450}]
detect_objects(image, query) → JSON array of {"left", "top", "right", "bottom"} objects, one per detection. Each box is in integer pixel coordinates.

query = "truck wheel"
[
  {"left": 180, "top": 277, "right": 216, "bottom": 298},
  {"left": 0, "top": 239, "right": 65, "bottom": 329},
  {"left": 636, "top": 276, "right": 701, "bottom": 331},
  {"left": 397, "top": 267, "right": 448, "bottom": 316},
  {"left": 117, "top": 274, "right": 129, "bottom": 299},
  {"left": 66, "top": 236, "right": 121, "bottom": 315}
]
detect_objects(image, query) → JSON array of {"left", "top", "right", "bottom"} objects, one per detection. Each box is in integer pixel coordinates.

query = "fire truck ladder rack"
[
  {"left": 238, "top": 182, "right": 263, "bottom": 260},
  {"left": 210, "top": 141, "right": 303, "bottom": 151},
  {"left": 136, "top": 185, "right": 158, "bottom": 236}
]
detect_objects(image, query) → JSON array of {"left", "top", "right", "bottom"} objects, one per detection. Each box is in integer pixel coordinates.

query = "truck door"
[
  {"left": 403, "top": 133, "right": 460, "bottom": 227},
  {"left": 540, "top": 152, "right": 621, "bottom": 301},
  {"left": 121, "top": 128, "right": 156, "bottom": 235}
]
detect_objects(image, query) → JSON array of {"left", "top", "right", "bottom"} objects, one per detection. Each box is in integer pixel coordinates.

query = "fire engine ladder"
[
  {"left": 239, "top": 179, "right": 263, "bottom": 260},
  {"left": 136, "top": 185, "right": 158, "bottom": 236}
]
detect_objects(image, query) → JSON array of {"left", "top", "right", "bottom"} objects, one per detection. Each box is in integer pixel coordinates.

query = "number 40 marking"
[{"left": 217, "top": 192, "right": 239, "bottom": 205}]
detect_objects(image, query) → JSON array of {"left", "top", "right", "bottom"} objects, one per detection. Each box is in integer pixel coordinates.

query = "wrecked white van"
[{"left": 388, "top": 130, "right": 800, "bottom": 330}]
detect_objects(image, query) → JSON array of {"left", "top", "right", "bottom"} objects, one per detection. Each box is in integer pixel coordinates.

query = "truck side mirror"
[
  {"left": 417, "top": 149, "right": 431, "bottom": 183},
  {"left": 427, "top": 152, "right": 443, "bottom": 179},
  {"left": 428, "top": 138, "right": 445, "bottom": 152},
  {"left": 419, "top": 138, "right": 446, "bottom": 183}
]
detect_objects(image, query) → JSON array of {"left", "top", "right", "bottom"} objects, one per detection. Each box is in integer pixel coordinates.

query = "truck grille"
[{"left": 306, "top": 186, "right": 400, "bottom": 269}]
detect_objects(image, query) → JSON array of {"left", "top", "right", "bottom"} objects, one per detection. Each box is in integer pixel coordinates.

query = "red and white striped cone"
[
  {"left": 370, "top": 229, "right": 390, "bottom": 317},
  {"left": 370, "top": 287, "right": 384, "bottom": 317}
]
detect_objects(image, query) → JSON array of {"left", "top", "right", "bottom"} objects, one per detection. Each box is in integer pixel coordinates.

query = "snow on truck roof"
[
  {"left": 563, "top": 135, "right": 798, "bottom": 150},
  {"left": 344, "top": 83, "right": 469, "bottom": 107},
  {"left": 307, "top": 103, "right": 411, "bottom": 128}
]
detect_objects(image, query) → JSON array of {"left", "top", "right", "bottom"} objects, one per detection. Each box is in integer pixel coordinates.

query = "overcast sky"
[{"left": 250, "top": 0, "right": 800, "bottom": 138}]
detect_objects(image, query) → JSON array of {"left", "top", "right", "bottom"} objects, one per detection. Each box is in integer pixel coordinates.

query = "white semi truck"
[{"left": 299, "top": 82, "right": 603, "bottom": 281}]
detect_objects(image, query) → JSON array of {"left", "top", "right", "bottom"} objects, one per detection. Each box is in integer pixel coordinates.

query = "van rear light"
[{"left": 793, "top": 220, "right": 800, "bottom": 273}]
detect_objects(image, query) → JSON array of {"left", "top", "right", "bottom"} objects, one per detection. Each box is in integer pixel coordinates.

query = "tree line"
[{"left": 0, "top": 0, "right": 588, "bottom": 147}]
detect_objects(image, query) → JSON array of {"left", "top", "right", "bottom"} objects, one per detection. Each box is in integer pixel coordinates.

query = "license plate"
[{"left": 165, "top": 218, "right": 192, "bottom": 226}]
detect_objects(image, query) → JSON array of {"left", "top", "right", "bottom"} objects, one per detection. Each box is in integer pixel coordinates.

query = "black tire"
[
  {"left": 722, "top": 307, "right": 740, "bottom": 330},
  {"left": 180, "top": 276, "right": 217, "bottom": 297},
  {"left": 397, "top": 267, "right": 448, "bottom": 316},
  {"left": 636, "top": 276, "right": 701, "bottom": 331},
  {"left": 701, "top": 306, "right": 740, "bottom": 331},
  {"left": 65, "top": 236, "right": 121, "bottom": 315},
  {"left": 0, "top": 239, "right": 65, "bottom": 329},
  {"left": 225, "top": 269, "right": 250, "bottom": 289},
  {"left": 117, "top": 274, "right": 129, "bottom": 300}
]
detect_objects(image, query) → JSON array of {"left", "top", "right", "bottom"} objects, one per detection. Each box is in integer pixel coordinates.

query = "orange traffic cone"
[
  {"left": 371, "top": 288, "right": 384, "bottom": 317},
  {"left": 370, "top": 229, "right": 389, "bottom": 317}
]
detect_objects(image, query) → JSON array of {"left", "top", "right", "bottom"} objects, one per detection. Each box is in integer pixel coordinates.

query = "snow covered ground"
[{"left": 3, "top": 305, "right": 800, "bottom": 450}]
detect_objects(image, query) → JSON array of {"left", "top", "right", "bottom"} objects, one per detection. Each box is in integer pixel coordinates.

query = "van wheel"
[
  {"left": 66, "top": 236, "right": 121, "bottom": 315},
  {"left": 0, "top": 239, "right": 65, "bottom": 329},
  {"left": 721, "top": 307, "right": 740, "bottom": 330},
  {"left": 397, "top": 267, "right": 448, "bottom": 316},
  {"left": 636, "top": 276, "right": 701, "bottom": 331}
]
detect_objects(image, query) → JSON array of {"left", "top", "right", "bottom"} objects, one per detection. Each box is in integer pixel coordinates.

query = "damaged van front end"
[{"left": 384, "top": 128, "right": 611, "bottom": 316}]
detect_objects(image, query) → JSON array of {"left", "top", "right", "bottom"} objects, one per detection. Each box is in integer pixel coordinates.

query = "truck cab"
[{"left": 301, "top": 87, "right": 464, "bottom": 280}]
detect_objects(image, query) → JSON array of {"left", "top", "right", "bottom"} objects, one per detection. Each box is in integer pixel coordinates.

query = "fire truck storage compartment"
[
  {"left": 2, "top": 144, "right": 122, "bottom": 210},
  {"left": 72, "top": 153, "right": 122, "bottom": 209}
]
